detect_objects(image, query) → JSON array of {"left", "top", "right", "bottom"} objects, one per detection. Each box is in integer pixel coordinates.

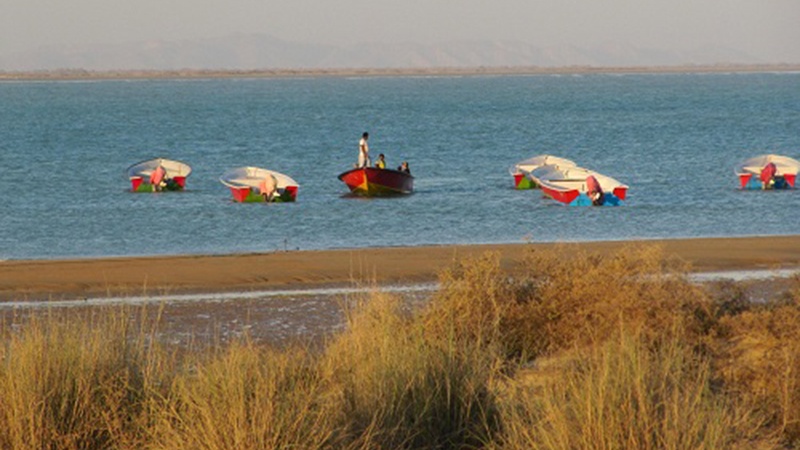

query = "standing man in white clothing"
[{"left": 358, "top": 132, "right": 370, "bottom": 168}]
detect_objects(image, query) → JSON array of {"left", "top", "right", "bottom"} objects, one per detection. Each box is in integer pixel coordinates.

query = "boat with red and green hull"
[
  {"left": 220, "top": 166, "right": 299, "bottom": 203},
  {"left": 509, "top": 154, "right": 576, "bottom": 189},
  {"left": 338, "top": 167, "right": 414, "bottom": 196},
  {"left": 126, "top": 158, "right": 192, "bottom": 192}
]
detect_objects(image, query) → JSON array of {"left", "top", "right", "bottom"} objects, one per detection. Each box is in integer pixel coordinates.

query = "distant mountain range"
[{"left": 0, "top": 33, "right": 764, "bottom": 71}]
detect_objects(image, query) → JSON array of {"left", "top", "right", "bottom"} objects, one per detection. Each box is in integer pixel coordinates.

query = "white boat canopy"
[
  {"left": 126, "top": 157, "right": 192, "bottom": 179},
  {"left": 734, "top": 154, "right": 800, "bottom": 176},
  {"left": 219, "top": 166, "right": 299, "bottom": 190},
  {"left": 509, "top": 154, "right": 577, "bottom": 176},
  {"left": 531, "top": 165, "right": 627, "bottom": 193}
]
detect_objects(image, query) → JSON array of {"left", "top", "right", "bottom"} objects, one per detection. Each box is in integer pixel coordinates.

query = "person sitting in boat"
[
  {"left": 259, "top": 174, "right": 278, "bottom": 201},
  {"left": 375, "top": 154, "right": 386, "bottom": 169},
  {"left": 358, "top": 132, "right": 370, "bottom": 168},
  {"left": 397, "top": 161, "right": 410, "bottom": 174},
  {"left": 760, "top": 162, "right": 777, "bottom": 190},
  {"left": 586, "top": 175, "right": 605, "bottom": 206},
  {"left": 150, "top": 165, "right": 167, "bottom": 192}
]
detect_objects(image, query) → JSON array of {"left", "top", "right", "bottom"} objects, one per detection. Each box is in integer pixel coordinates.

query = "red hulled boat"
[
  {"left": 735, "top": 154, "right": 799, "bottom": 190},
  {"left": 337, "top": 167, "right": 414, "bottom": 196}
]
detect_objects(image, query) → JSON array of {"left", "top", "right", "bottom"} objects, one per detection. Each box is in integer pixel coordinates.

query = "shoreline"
[
  {"left": 2, "top": 64, "right": 799, "bottom": 82},
  {"left": 2, "top": 235, "right": 800, "bottom": 302}
]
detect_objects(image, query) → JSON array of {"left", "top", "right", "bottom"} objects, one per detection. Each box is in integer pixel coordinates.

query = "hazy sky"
[{"left": 2, "top": 0, "right": 799, "bottom": 61}]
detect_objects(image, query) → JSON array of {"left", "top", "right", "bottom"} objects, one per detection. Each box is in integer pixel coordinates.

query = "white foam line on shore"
[
  {"left": 689, "top": 268, "right": 800, "bottom": 282},
  {"left": 3, "top": 268, "right": 798, "bottom": 311},
  {"left": 0, "top": 283, "right": 440, "bottom": 310}
]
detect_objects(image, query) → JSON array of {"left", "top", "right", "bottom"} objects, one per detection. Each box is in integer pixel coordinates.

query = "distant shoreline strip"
[{"left": 2, "top": 64, "right": 800, "bottom": 81}]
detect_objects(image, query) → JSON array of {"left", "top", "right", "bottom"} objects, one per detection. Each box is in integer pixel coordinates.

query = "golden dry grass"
[
  {"left": 0, "top": 308, "right": 171, "bottom": 450},
  {"left": 713, "top": 276, "right": 800, "bottom": 445},
  {"left": 494, "top": 330, "right": 768, "bottom": 450},
  {"left": 0, "top": 245, "right": 798, "bottom": 449},
  {"left": 322, "top": 292, "right": 502, "bottom": 449},
  {"left": 150, "top": 343, "right": 335, "bottom": 450}
]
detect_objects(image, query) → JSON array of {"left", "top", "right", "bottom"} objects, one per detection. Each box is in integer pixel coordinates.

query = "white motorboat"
[
  {"left": 126, "top": 157, "right": 192, "bottom": 192},
  {"left": 531, "top": 165, "right": 628, "bottom": 206},
  {"left": 735, "top": 154, "right": 799, "bottom": 190},
  {"left": 220, "top": 166, "right": 300, "bottom": 202}
]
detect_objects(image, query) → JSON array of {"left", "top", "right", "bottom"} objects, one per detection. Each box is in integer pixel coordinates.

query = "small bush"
[{"left": 509, "top": 245, "right": 715, "bottom": 357}]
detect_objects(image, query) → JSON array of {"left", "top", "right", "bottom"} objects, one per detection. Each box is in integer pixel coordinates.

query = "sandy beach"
[{"left": 2, "top": 235, "right": 799, "bottom": 302}]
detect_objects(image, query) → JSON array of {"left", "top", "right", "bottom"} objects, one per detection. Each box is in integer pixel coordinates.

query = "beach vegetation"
[{"left": 0, "top": 245, "right": 798, "bottom": 449}]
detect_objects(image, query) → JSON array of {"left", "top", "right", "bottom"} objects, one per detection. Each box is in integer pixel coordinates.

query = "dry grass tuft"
[
  {"left": 150, "top": 341, "right": 334, "bottom": 450},
  {"left": 423, "top": 252, "right": 519, "bottom": 354},
  {"left": 496, "top": 329, "right": 769, "bottom": 450},
  {"left": 0, "top": 307, "right": 170, "bottom": 450},
  {"left": 715, "top": 285, "right": 800, "bottom": 445},
  {"left": 323, "top": 292, "right": 502, "bottom": 449}
]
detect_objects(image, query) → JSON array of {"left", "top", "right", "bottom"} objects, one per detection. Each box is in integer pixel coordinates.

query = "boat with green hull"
[
  {"left": 220, "top": 166, "right": 299, "bottom": 203},
  {"left": 127, "top": 158, "right": 192, "bottom": 192}
]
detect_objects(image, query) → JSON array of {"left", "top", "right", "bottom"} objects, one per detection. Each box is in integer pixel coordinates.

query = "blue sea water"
[{"left": 0, "top": 72, "right": 798, "bottom": 260}]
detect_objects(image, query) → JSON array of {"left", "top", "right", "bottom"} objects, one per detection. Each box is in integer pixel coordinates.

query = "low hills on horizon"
[{"left": 0, "top": 33, "right": 784, "bottom": 73}]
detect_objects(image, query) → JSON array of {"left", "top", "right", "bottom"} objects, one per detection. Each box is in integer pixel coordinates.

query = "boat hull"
[
  {"left": 338, "top": 167, "right": 414, "bottom": 196},
  {"left": 738, "top": 173, "right": 796, "bottom": 190},
  {"left": 226, "top": 186, "right": 298, "bottom": 203},
  {"left": 130, "top": 177, "right": 187, "bottom": 192},
  {"left": 540, "top": 183, "right": 626, "bottom": 206},
  {"left": 512, "top": 172, "right": 536, "bottom": 190}
]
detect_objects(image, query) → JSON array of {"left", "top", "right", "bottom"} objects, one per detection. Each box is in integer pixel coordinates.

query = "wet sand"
[{"left": 3, "top": 236, "right": 800, "bottom": 302}]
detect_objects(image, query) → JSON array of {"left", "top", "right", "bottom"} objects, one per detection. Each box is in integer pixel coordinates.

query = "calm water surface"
[{"left": 1, "top": 73, "right": 799, "bottom": 260}]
